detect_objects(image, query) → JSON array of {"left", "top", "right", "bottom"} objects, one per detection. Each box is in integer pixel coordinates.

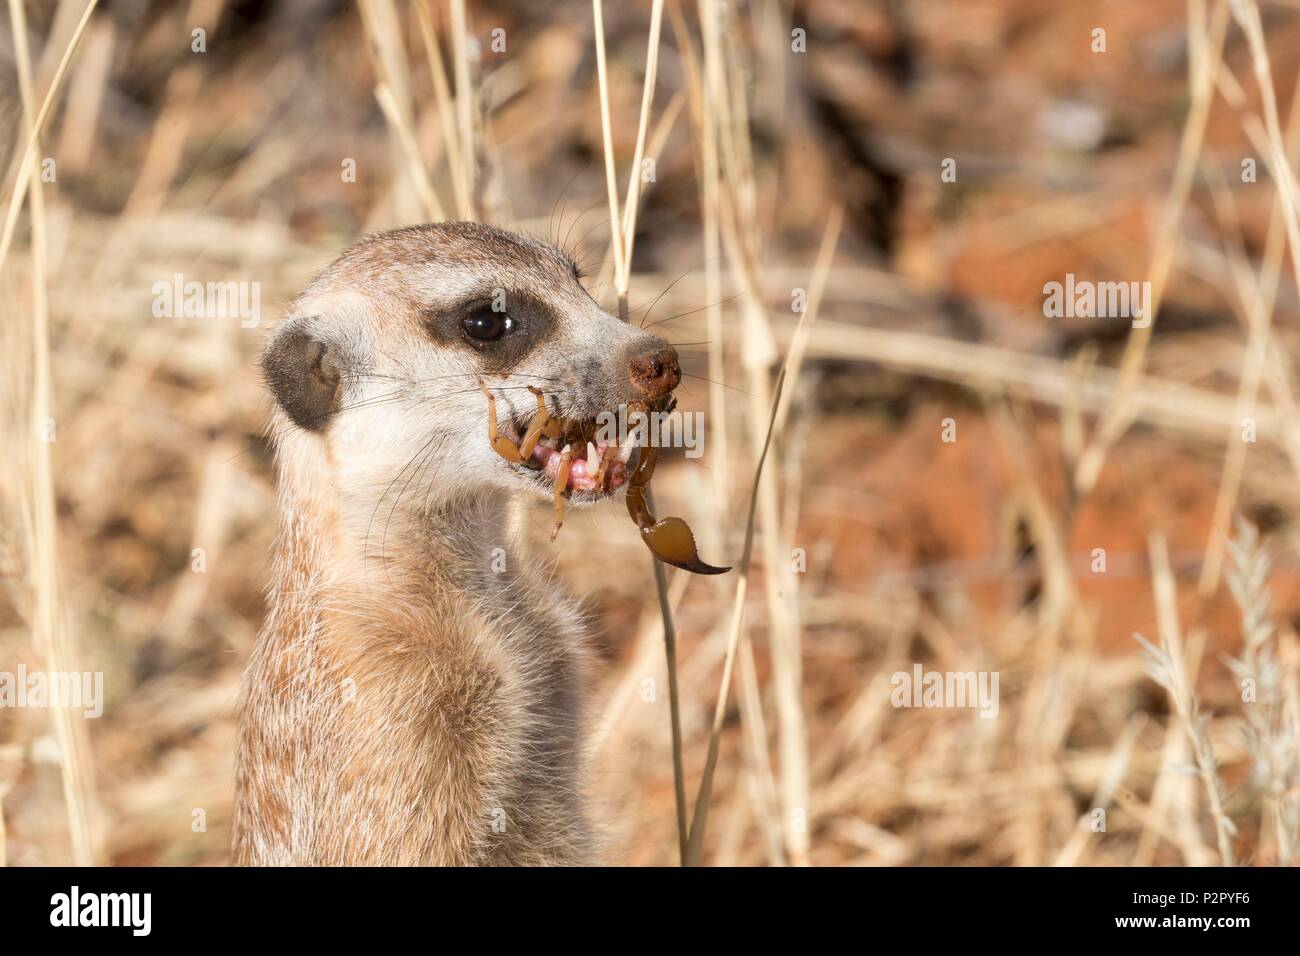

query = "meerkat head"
[{"left": 262, "top": 222, "right": 683, "bottom": 522}]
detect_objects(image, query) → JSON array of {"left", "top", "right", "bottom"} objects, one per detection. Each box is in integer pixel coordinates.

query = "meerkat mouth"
[
  {"left": 531, "top": 435, "right": 630, "bottom": 495},
  {"left": 503, "top": 412, "right": 633, "bottom": 497}
]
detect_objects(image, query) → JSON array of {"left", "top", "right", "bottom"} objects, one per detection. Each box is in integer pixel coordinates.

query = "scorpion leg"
[
  {"left": 481, "top": 381, "right": 554, "bottom": 464},
  {"left": 551, "top": 444, "right": 573, "bottom": 540},
  {"left": 594, "top": 442, "right": 618, "bottom": 490},
  {"left": 517, "top": 386, "right": 553, "bottom": 459}
]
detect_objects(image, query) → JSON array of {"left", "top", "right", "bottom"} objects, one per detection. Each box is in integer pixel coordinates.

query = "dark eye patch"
[{"left": 422, "top": 289, "right": 558, "bottom": 374}]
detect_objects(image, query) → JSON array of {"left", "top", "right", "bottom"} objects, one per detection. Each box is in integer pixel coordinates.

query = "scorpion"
[{"left": 480, "top": 382, "right": 730, "bottom": 575}]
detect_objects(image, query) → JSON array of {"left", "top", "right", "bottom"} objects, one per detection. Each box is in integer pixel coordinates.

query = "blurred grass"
[{"left": 1, "top": 0, "right": 1299, "bottom": 866}]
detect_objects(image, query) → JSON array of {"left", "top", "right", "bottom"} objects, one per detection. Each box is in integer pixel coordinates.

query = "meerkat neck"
[{"left": 271, "top": 430, "right": 512, "bottom": 599}]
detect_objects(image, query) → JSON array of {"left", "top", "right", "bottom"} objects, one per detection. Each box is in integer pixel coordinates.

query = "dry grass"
[{"left": 2, "top": 0, "right": 1300, "bottom": 867}]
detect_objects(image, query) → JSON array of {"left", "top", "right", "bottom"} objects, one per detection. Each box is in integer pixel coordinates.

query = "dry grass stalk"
[
  {"left": 670, "top": 0, "right": 732, "bottom": 535},
  {"left": 774, "top": 206, "right": 843, "bottom": 438},
  {"left": 1223, "top": 522, "right": 1299, "bottom": 863},
  {"left": 359, "top": 1, "right": 448, "bottom": 221},
  {"left": 416, "top": 0, "right": 472, "bottom": 219},
  {"left": 588, "top": 570, "right": 691, "bottom": 755},
  {"left": 1198, "top": 3, "right": 1300, "bottom": 590},
  {"left": 663, "top": 28, "right": 790, "bottom": 843},
  {"left": 1136, "top": 533, "right": 1237, "bottom": 865},
  {"left": 693, "top": 0, "right": 810, "bottom": 865},
  {"left": 734, "top": 626, "right": 786, "bottom": 865},
  {"left": 374, "top": 81, "right": 447, "bottom": 221},
  {"left": 1197, "top": 148, "right": 1295, "bottom": 592},
  {"left": 1228, "top": 1, "right": 1300, "bottom": 290},
  {"left": 1210, "top": 68, "right": 1300, "bottom": 477},
  {"left": 448, "top": 0, "right": 477, "bottom": 219},
  {"left": 683, "top": 203, "right": 840, "bottom": 865},
  {"left": 6, "top": 0, "right": 99, "bottom": 866},
  {"left": 791, "top": 319, "right": 1287, "bottom": 443},
  {"left": 591, "top": 0, "right": 627, "bottom": 290},
  {"left": 685, "top": 366, "right": 786, "bottom": 866},
  {"left": 55, "top": 16, "right": 114, "bottom": 177},
  {"left": 1073, "top": 0, "right": 1228, "bottom": 494},
  {"left": 121, "top": 62, "right": 204, "bottom": 216},
  {"left": 1052, "top": 717, "right": 1146, "bottom": 866},
  {"left": 0, "top": 0, "right": 100, "bottom": 274},
  {"left": 356, "top": 0, "right": 414, "bottom": 123},
  {"left": 616, "top": 0, "right": 665, "bottom": 290}
]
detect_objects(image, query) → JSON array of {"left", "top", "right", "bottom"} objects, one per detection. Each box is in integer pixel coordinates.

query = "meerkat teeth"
[
  {"left": 618, "top": 441, "right": 635, "bottom": 464},
  {"left": 586, "top": 441, "right": 599, "bottom": 472}
]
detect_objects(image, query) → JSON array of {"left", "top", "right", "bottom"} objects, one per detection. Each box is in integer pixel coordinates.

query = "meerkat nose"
[{"left": 628, "top": 345, "right": 682, "bottom": 399}]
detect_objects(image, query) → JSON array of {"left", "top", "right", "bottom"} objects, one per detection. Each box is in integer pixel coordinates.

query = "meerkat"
[{"left": 232, "top": 221, "right": 704, "bottom": 866}]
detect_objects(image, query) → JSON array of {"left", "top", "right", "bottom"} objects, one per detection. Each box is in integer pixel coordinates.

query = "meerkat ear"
[{"left": 261, "top": 318, "right": 343, "bottom": 431}]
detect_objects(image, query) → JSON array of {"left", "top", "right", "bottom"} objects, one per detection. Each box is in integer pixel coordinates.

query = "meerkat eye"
[{"left": 461, "top": 307, "right": 515, "bottom": 343}]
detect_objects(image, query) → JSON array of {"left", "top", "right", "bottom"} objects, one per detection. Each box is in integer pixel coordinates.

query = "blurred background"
[{"left": 2, "top": 0, "right": 1300, "bottom": 866}]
